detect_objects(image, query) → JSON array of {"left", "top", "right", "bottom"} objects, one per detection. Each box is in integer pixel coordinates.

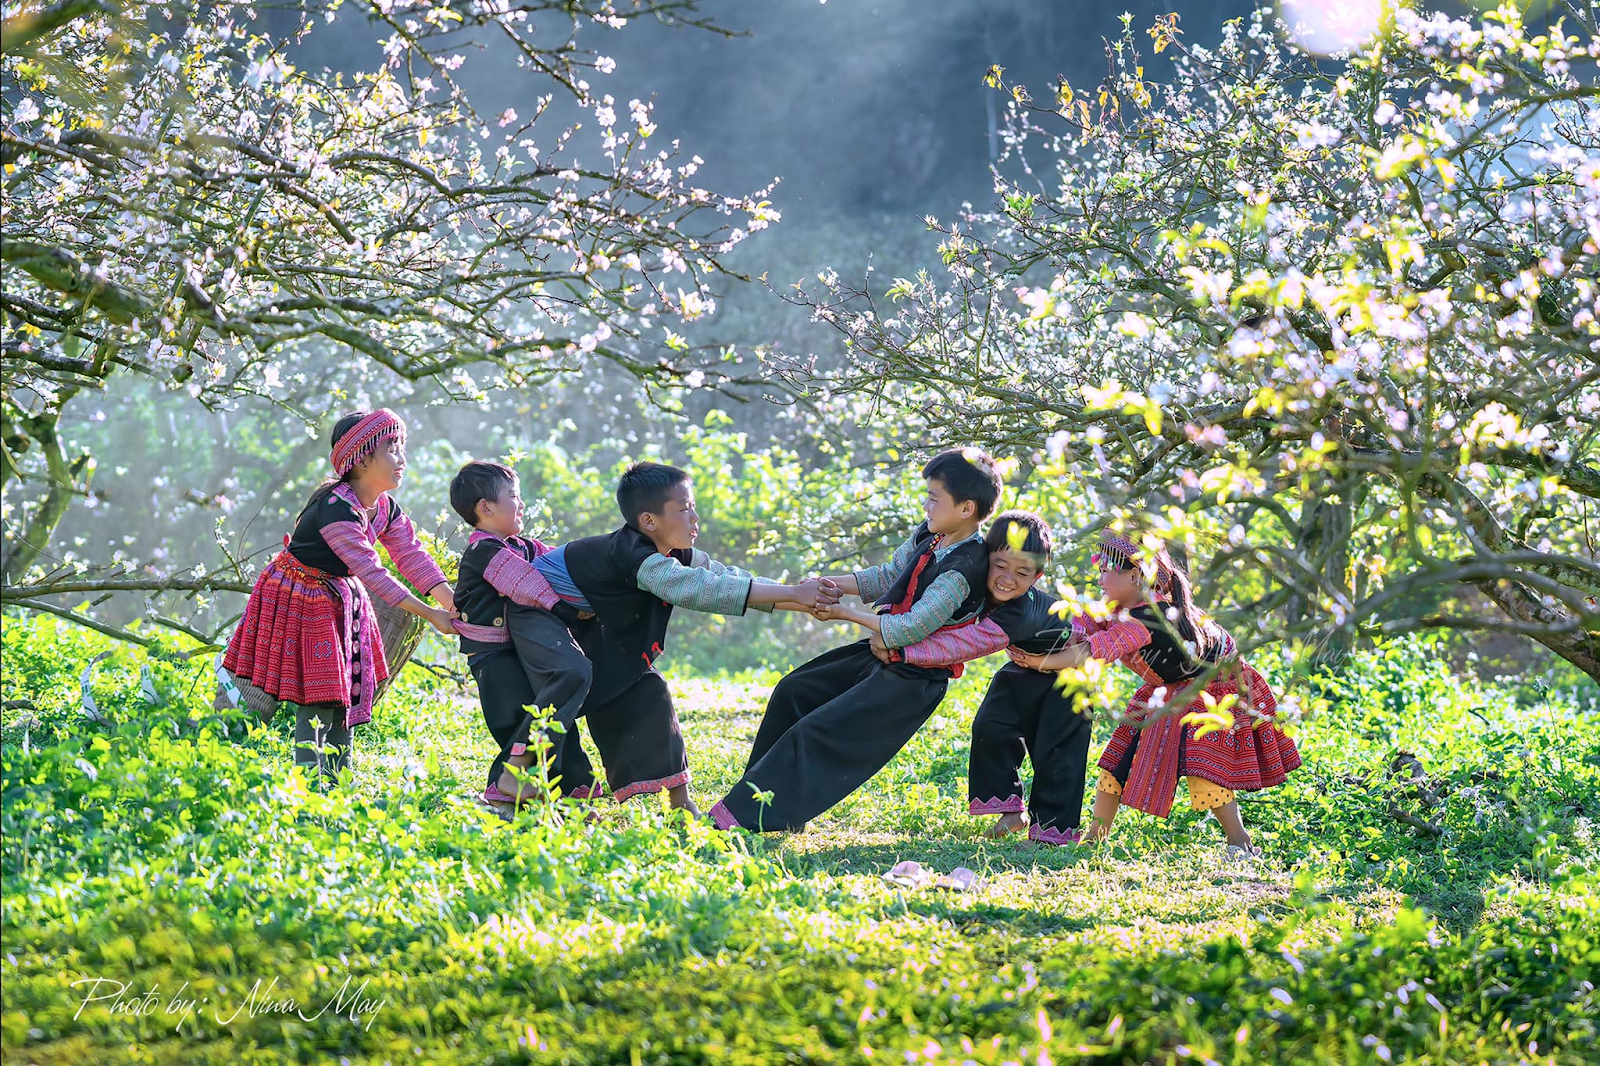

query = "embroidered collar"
[
  {"left": 468, "top": 529, "right": 524, "bottom": 549},
  {"left": 332, "top": 484, "right": 390, "bottom": 529},
  {"left": 929, "top": 527, "right": 984, "bottom": 560}
]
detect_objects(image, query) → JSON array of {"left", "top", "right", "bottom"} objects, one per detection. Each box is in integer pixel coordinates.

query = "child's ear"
[
  {"left": 638, "top": 511, "right": 657, "bottom": 532},
  {"left": 473, "top": 498, "right": 492, "bottom": 522}
]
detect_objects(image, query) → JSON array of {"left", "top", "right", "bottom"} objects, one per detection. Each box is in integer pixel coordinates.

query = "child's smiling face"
[
  {"left": 1098, "top": 563, "right": 1144, "bottom": 608},
  {"left": 357, "top": 437, "right": 407, "bottom": 493},
  {"left": 476, "top": 476, "right": 524, "bottom": 539},
  {"left": 639, "top": 480, "right": 699, "bottom": 552},
  {"left": 922, "top": 477, "right": 976, "bottom": 536},
  {"left": 986, "top": 549, "right": 1042, "bottom": 603}
]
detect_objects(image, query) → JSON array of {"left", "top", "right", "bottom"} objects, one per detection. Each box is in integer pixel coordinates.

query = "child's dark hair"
[
  {"left": 1108, "top": 529, "right": 1227, "bottom": 660},
  {"left": 297, "top": 412, "right": 368, "bottom": 520},
  {"left": 1162, "top": 559, "right": 1229, "bottom": 661},
  {"left": 617, "top": 461, "right": 690, "bottom": 529},
  {"left": 922, "top": 448, "right": 1002, "bottom": 521},
  {"left": 449, "top": 461, "right": 517, "bottom": 527},
  {"left": 984, "top": 510, "right": 1052, "bottom": 563}
]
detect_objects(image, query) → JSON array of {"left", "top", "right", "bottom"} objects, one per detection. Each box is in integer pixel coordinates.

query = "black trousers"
[
  {"left": 581, "top": 669, "right": 690, "bottom": 801},
  {"left": 718, "top": 641, "right": 950, "bottom": 831},
  {"left": 469, "top": 646, "right": 596, "bottom": 794},
  {"left": 967, "top": 663, "right": 1091, "bottom": 833}
]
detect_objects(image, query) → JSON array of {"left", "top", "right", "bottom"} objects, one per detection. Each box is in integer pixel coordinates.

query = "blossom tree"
[
  {"left": 1, "top": 0, "right": 779, "bottom": 641},
  {"left": 777, "top": 4, "right": 1600, "bottom": 679}
]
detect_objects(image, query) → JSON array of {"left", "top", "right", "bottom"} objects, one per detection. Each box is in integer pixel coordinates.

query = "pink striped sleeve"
[
  {"left": 322, "top": 521, "right": 413, "bottom": 607},
  {"left": 1085, "top": 619, "right": 1152, "bottom": 663},
  {"left": 484, "top": 548, "right": 561, "bottom": 610},
  {"left": 376, "top": 502, "right": 447, "bottom": 595},
  {"left": 901, "top": 618, "right": 1011, "bottom": 667}
]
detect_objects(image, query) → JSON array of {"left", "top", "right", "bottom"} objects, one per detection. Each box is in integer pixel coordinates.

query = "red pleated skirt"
[
  {"left": 222, "top": 551, "right": 388, "bottom": 722},
  {"left": 1097, "top": 663, "right": 1301, "bottom": 818}
]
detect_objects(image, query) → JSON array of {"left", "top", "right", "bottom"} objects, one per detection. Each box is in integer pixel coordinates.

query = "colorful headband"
[
  {"left": 330, "top": 409, "right": 406, "bottom": 476},
  {"left": 1092, "top": 530, "right": 1173, "bottom": 592}
]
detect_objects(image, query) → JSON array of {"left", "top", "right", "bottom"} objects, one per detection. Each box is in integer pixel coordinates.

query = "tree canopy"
[
  {"left": 2, "top": 0, "right": 776, "bottom": 622},
  {"left": 781, "top": 4, "right": 1600, "bottom": 680}
]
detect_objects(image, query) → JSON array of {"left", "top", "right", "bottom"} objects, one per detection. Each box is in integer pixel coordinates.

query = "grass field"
[{"left": 2, "top": 618, "right": 1597, "bottom": 1063}]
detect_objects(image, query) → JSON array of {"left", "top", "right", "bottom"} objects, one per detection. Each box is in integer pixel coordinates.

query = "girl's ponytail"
[{"left": 1160, "top": 551, "right": 1227, "bottom": 661}]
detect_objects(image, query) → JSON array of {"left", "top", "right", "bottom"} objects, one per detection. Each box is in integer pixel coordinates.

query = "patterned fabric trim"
[
  {"left": 969, "top": 793, "right": 1025, "bottom": 815},
  {"left": 331, "top": 409, "right": 405, "bottom": 475},
  {"left": 375, "top": 497, "right": 447, "bottom": 596},
  {"left": 709, "top": 800, "right": 742, "bottom": 830},
  {"left": 612, "top": 769, "right": 691, "bottom": 803},
  {"left": 482, "top": 784, "right": 519, "bottom": 805},
  {"left": 485, "top": 546, "right": 561, "bottom": 609},
  {"left": 852, "top": 530, "right": 923, "bottom": 602},
  {"left": 879, "top": 570, "right": 971, "bottom": 649},
  {"left": 452, "top": 620, "right": 509, "bottom": 643},
  {"left": 467, "top": 529, "right": 554, "bottom": 555},
  {"left": 637, "top": 552, "right": 751, "bottom": 615},
  {"left": 321, "top": 519, "right": 412, "bottom": 607},
  {"left": 1096, "top": 770, "right": 1123, "bottom": 796},
  {"left": 1086, "top": 617, "right": 1153, "bottom": 662},
  {"left": 904, "top": 617, "right": 1010, "bottom": 667},
  {"left": 690, "top": 550, "right": 780, "bottom": 614},
  {"left": 1028, "top": 824, "right": 1082, "bottom": 846},
  {"left": 567, "top": 783, "right": 608, "bottom": 800}
]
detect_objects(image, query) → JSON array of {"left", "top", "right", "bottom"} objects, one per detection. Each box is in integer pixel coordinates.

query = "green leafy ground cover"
[{"left": 2, "top": 617, "right": 1597, "bottom": 1064}]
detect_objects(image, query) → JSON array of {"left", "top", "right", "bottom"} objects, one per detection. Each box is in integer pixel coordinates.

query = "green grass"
[{"left": 2, "top": 617, "right": 1597, "bottom": 1063}]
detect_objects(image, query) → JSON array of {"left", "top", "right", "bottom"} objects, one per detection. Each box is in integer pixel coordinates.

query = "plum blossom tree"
[
  {"left": 778, "top": 4, "right": 1600, "bottom": 679},
  {"left": 1, "top": 0, "right": 779, "bottom": 641}
]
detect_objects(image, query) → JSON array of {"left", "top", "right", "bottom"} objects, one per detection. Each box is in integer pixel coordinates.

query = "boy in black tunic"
[
  {"left": 709, "top": 449, "right": 1002, "bottom": 832},
  {"left": 892, "top": 511, "right": 1093, "bottom": 845},
  {"left": 512, "top": 461, "right": 835, "bottom": 815}
]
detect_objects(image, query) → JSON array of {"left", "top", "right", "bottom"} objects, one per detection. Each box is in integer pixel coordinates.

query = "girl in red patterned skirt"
[
  {"left": 222, "top": 409, "right": 459, "bottom": 782},
  {"left": 1007, "top": 529, "right": 1300, "bottom": 857}
]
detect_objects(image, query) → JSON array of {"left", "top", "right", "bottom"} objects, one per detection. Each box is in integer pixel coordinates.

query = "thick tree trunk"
[
  {"left": 1290, "top": 492, "right": 1355, "bottom": 670},
  {"left": 2, "top": 400, "right": 85, "bottom": 584},
  {"left": 1475, "top": 577, "right": 1600, "bottom": 684}
]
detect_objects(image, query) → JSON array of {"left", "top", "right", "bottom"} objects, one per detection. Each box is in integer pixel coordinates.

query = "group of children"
[{"left": 222, "top": 409, "right": 1301, "bottom": 851}]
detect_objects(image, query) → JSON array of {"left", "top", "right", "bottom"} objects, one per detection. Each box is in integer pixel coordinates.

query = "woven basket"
[
  {"left": 369, "top": 593, "right": 428, "bottom": 703},
  {"left": 221, "top": 594, "right": 427, "bottom": 719}
]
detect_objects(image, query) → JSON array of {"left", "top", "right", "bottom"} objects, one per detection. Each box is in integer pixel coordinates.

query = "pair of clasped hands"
[{"left": 779, "top": 577, "right": 901, "bottom": 665}]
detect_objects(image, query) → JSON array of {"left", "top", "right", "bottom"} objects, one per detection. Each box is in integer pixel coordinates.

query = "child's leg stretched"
[
  {"left": 1189, "top": 778, "right": 1251, "bottom": 850},
  {"left": 584, "top": 670, "right": 699, "bottom": 815},
  {"left": 503, "top": 606, "right": 596, "bottom": 800},
  {"left": 744, "top": 642, "right": 880, "bottom": 772},
  {"left": 1023, "top": 685, "right": 1093, "bottom": 844},
  {"left": 967, "top": 667, "right": 1031, "bottom": 837},
  {"left": 714, "top": 664, "right": 948, "bottom": 832},
  {"left": 293, "top": 703, "right": 352, "bottom": 785}
]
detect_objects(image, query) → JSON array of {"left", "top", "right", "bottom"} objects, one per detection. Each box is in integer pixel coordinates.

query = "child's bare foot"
[
  {"left": 495, "top": 769, "right": 545, "bottom": 803},
  {"left": 666, "top": 783, "right": 701, "bottom": 817},
  {"left": 983, "top": 812, "right": 1029, "bottom": 838}
]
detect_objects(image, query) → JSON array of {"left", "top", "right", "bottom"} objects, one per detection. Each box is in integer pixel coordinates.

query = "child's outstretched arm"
[
  {"left": 812, "top": 601, "right": 885, "bottom": 635},
  {"left": 1006, "top": 644, "right": 1092, "bottom": 672},
  {"left": 898, "top": 618, "right": 1012, "bottom": 667},
  {"left": 323, "top": 520, "right": 458, "bottom": 635},
  {"left": 839, "top": 529, "right": 925, "bottom": 602},
  {"left": 375, "top": 499, "right": 456, "bottom": 611},
  {"left": 870, "top": 570, "right": 972, "bottom": 649},
  {"left": 636, "top": 551, "right": 838, "bottom": 615}
]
